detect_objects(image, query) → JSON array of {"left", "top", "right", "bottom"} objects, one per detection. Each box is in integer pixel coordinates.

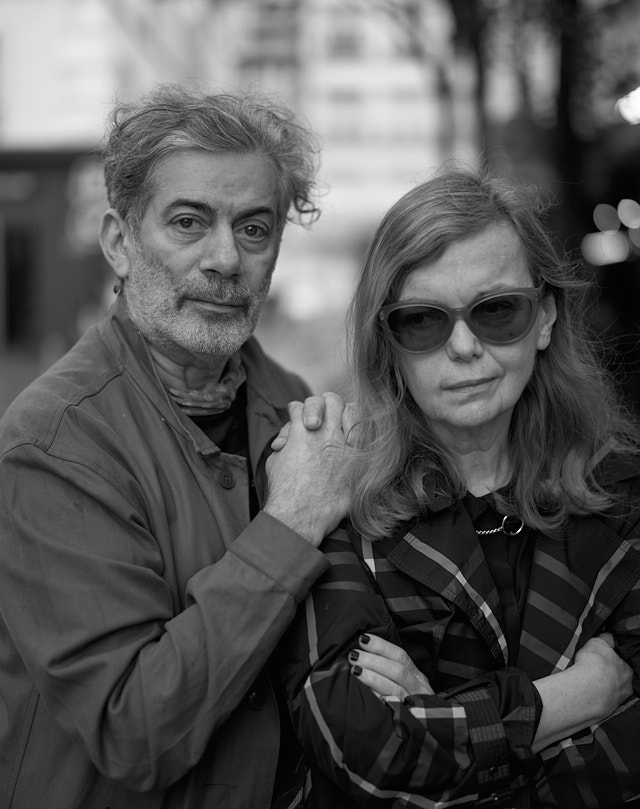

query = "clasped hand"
[{"left": 264, "top": 392, "right": 355, "bottom": 547}]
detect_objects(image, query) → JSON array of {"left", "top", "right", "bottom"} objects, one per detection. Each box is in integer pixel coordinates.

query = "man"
[{"left": 0, "top": 85, "right": 350, "bottom": 809}]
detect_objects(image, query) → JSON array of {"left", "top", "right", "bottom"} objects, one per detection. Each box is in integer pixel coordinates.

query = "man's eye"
[
  {"left": 241, "top": 223, "right": 268, "bottom": 239},
  {"left": 176, "top": 217, "right": 196, "bottom": 229}
]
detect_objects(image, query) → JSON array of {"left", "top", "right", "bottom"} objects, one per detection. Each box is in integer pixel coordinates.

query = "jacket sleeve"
[
  {"left": 534, "top": 566, "right": 640, "bottom": 808},
  {"left": 283, "top": 528, "right": 540, "bottom": 807},
  {"left": 0, "top": 440, "right": 328, "bottom": 792}
]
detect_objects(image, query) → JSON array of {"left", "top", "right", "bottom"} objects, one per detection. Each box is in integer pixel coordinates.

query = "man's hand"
[
  {"left": 271, "top": 395, "right": 356, "bottom": 452},
  {"left": 264, "top": 392, "right": 352, "bottom": 547},
  {"left": 348, "top": 634, "right": 434, "bottom": 701}
]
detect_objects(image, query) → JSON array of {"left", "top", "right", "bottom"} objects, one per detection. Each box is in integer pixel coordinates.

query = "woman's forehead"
[{"left": 398, "top": 224, "right": 531, "bottom": 302}]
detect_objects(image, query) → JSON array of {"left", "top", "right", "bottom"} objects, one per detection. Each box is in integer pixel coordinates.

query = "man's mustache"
[{"left": 178, "top": 282, "right": 253, "bottom": 307}]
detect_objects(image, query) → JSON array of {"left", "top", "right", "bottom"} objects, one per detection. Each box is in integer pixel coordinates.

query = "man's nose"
[{"left": 199, "top": 226, "right": 241, "bottom": 277}]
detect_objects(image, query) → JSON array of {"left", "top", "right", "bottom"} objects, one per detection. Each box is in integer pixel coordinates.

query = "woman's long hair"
[{"left": 348, "top": 165, "right": 640, "bottom": 540}]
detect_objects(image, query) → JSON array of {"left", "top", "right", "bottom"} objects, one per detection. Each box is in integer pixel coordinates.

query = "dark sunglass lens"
[
  {"left": 387, "top": 306, "right": 449, "bottom": 351},
  {"left": 471, "top": 294, "right": 534, "bottom": 342}
]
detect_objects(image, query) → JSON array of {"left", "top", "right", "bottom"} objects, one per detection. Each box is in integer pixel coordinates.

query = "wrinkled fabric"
[
  {"left": 0, "top": 297, "right": 328, "bottom": 809},
  {"left": 283, "top": 464, "right": 640, "bottom": 808}
]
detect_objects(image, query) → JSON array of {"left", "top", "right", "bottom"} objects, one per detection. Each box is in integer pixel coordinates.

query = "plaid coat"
[{"left": 283, "top": 464, "right": 640, "bottom": 808}]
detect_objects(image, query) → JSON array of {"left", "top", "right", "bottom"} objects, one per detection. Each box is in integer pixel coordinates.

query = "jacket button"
[
  {"left": 246, "top": 689, "right": 266, "bottom": 710},
  {"left": 218, "top": 469, "right": 235, "bottom": 489}
]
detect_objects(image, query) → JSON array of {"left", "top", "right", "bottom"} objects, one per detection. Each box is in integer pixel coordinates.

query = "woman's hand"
[
  {"left": 533, "top": 631, "right": 633, "bottom": 753},
  {"left": 572, "top": 632, "right": 633, "bottom": 716},
  {"left": 349, "top": 634, "right": 434, "bottom": 700}
]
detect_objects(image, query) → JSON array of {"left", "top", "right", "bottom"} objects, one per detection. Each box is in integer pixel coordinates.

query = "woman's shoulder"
[
  {"left": 586, "top": 451, "right": 640, "bottom": 539},
  {"left": 593, "top": 451, "right": 640, "bottom": 489}
]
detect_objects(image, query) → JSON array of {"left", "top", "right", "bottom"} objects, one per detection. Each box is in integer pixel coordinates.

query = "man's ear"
[{"left": 99, "top": 209, "right": 133, "bottom": 281}]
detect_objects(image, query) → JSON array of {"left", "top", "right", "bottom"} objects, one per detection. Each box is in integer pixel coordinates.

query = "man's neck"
[
  {"left": 147, "top": 343, "right": 246, "bottom": 418},
  {"left": 148, "top": 343, "right": 230, "bottom": 390}
]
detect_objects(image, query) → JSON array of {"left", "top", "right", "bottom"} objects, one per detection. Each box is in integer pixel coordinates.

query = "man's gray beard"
[{"left": 122, "top": 249, "right": 272, "bottom": 363}]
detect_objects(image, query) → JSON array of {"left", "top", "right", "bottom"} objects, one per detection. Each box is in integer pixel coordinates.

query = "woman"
[{"left": 281, "top": 167, "right": 640, "bottom": 808}]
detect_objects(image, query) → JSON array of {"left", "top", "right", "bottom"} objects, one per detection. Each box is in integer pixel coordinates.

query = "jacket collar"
[
  {"left": 363, "top": 494, "right": 640, "bottom": 671},
  {"left": 364, "top": 505, "right": 510, "bottom": 666},
  {"left": 98, "top": 295, "right": 289, "bottom": 459}
]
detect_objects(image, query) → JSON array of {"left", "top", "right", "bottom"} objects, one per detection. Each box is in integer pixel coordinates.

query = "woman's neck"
[
  {"left": 432, "top": 419, "right": 512, "bottom": 496},
  {"left": 456, "top": 450, "right": 512, "bottom": 496}
]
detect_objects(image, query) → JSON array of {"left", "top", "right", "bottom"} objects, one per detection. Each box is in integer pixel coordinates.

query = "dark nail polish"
[
  {"left": 360, "top": 634, "right": 370, "bottom": 645},
  {"left": 349, "top": 650, "right": 359, "bottom": 662},
  {"left": 352, "top": 665, "right": 362, "bottom": 677}
]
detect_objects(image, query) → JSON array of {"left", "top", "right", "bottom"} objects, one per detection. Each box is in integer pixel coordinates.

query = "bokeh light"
[
  {"left": 629, "top": 228, "right": 640, "bottom": 250},
  {"left": 593, "top": 202, "right": 620, "bottom": 232},
  {"left": 581, "top": 231, "right": 631, "bottom": 266},
  {"left": 617, "top": 198, "right": 640, "bottom": 229},
  {"left": 616, "top": 86, "right": 640, "bottom": 125}
]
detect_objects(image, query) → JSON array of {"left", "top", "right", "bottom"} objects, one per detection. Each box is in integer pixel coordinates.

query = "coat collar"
[
  {"left": 360, "top": 504, "right": 510, "bottom": 666},
  {"left": 360, "top": 494, "right": 640, "bottom": 671},
  {"left": 98, "top": 296, "right": 292, "bottom": 461}
]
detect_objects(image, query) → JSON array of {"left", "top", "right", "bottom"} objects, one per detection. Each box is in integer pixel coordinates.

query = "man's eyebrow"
[
  {"left": 166, "top": 199, "right": 212, "bottom": 214},
  {"left": 165, "top": 199, "right": 276, "bottom": 219},
  {"left": 240, "top": 205, "right": 277, "bottom": 219}
]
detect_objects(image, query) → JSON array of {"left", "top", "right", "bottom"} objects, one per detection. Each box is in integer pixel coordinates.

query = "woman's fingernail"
[
  {"left": 360, "top": 634, "right": 370, "bottom": 645},
  {"left": 351, "top": 665, "right": 362, "bottom": 677},
  {"left": 349, "top": 650, "right": 359, "bottom": 662}
]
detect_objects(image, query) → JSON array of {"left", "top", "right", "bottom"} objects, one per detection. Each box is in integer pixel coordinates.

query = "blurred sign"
[{"left": 0, "top": 171, "right": 38, "bottom": 202}]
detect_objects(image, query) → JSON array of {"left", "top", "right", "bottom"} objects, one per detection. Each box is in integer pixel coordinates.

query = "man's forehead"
[{"left": 146, "top": 149, "right": 280, "bottom": 213}]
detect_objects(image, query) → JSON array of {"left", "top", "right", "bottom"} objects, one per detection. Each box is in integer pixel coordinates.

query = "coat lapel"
[
  {"left": 517, "top": 516, "right": 640, "bottom": 677},
  {"left": 366, "top": 504, "right": 510, "bottom": 667}
]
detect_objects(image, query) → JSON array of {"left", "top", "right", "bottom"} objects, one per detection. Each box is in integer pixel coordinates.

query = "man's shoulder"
[{"left": 0, "top": 325, "right": 124, "bottom": 452}]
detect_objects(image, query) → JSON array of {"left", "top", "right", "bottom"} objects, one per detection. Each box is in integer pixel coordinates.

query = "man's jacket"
[
  {"left": 283, "top": 471, "right": 640, "bottom": 808},
  {"left": 0, "top": 296, "right": 328, "bottom": 809}
]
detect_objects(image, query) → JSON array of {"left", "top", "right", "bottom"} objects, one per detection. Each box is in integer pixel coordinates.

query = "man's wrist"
[{"left": 262, "top": 503, "right": 323, "bottom": 547}]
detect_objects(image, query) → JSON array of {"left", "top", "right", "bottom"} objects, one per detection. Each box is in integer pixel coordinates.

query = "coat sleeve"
[
  {"left": 533, "top": 567, "right": 640, "bottom": 808},
  {"left": 0, "top": 440, "right": 328, "bottom": 792},
  {"left": 282, "top": 528, "right": 541, "bottom": 807}
]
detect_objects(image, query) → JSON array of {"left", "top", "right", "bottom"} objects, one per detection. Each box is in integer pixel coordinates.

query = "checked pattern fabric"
[{"left": 282, "top": 471, "right": 640, "bottom": 809}]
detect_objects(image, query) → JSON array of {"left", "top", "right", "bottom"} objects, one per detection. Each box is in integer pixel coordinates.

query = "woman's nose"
[{"left": 445, "top": 317, "right": 483, "bottom": 360}]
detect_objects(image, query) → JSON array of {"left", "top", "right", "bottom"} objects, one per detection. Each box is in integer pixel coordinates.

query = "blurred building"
[{"left": 0, "top": 0, "right": 478, "bottom": 395}]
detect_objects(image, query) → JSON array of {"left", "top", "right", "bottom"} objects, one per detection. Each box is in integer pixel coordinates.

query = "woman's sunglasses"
[{"left": 378, "top": 286, "right": 545, "bottom": 354}]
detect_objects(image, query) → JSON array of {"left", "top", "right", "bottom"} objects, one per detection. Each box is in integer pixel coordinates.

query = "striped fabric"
[{"left": 282, "top": 470, "right": 640, "bottom": 808}]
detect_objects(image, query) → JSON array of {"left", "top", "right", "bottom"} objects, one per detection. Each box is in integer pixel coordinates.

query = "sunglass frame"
[{"left": 378, "top": 285, "right": 546, "bottom": 354}]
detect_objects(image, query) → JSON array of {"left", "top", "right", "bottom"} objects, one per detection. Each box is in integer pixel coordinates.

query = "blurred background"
[{"left": 1, "top": 0, "right": 640, "bottom": 415}]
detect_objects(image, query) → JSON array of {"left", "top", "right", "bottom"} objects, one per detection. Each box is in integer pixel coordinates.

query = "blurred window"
[
  {"left": 241, "top": 0, "right": 298, "bottom": 68},
  {"left": 3, "top": 224, "right": 36, "bottom": 347},
  {"left": 326, "top": 89, "right": 363, "bottom": 140},
  {"left": 327, "top": 30, "right": 361, "bottom": 58},
  {"left": 326, "top": 9, "right": 362, "bottom": 59}
]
